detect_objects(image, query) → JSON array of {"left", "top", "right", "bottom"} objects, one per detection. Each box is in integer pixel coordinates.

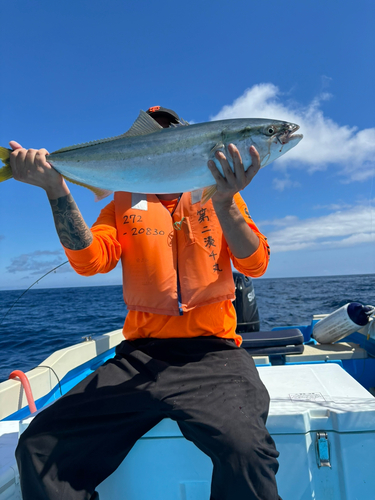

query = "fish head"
[
  {"left": 221, "top": 119, "right": 303, "bottom": 169},
  {"left": 257, "top": 120, "right": 303, "bottom": 168}
]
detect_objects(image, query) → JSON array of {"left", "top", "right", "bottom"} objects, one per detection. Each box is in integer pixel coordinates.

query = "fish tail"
[{"left": 0, "top": 147, "right": 13, "bottom": 182}]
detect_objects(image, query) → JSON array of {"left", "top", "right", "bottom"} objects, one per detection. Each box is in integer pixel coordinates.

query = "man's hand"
[
  {"left": 207, "top": 144, "right": 261, "bottom": 259},
  {"left": 9, "top": 141, "right": 92, "bottom": 249},
  {"left": 207, "top": 144, "right": 260, "bottom": 208},
  {"left": 9, "top": 141, "right": 69, "bottom": 199}
]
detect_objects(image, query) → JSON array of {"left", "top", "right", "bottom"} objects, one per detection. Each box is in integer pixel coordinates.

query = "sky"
[{"left": 0, "top": 0, "right": 374, "bottom": 290}]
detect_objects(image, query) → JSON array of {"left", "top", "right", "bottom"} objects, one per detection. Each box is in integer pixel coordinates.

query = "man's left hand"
[{"left": 207, "top": 144, "right": 260, "bottom": 207}]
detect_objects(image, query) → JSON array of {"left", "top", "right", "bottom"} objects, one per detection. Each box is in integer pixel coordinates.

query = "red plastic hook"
[{"left": 9, "top": 370, "right": 37, "bottom": 414}]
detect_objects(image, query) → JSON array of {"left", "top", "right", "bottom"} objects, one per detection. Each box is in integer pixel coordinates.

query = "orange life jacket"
[{"left": 114, "top": 191, "right": 235, "bottom": 315}]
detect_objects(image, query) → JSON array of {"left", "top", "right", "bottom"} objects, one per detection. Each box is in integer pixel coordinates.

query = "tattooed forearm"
[{"left": 49, "top": 194, "right": 93, "bottom": 250}]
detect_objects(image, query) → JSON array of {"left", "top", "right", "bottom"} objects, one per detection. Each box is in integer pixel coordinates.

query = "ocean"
[{"left": 0, "top": 274, "right": 374, "bottom": 383}]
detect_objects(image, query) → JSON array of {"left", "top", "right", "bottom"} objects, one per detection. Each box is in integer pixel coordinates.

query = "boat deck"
[{"left": 1, "top": 324, "right": 375, "bottom": 500}]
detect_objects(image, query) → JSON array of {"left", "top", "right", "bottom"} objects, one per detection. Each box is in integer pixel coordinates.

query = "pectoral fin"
[{"left": 210, "top": 142, "right": 225, "bottom": 156}]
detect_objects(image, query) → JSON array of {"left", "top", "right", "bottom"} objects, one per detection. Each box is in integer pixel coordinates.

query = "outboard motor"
[{"left": 233, "top": 272, "right": 260, "bottom": 332}]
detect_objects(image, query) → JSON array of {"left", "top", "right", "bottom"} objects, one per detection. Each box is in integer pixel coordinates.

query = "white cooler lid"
[{"left": 258, "top": 363, "right": 375, "bottom": 434}]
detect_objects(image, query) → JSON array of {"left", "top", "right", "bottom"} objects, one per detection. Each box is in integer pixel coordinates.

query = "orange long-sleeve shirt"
[{"left": 64, "top": 194, "right": 270, "bottom": 346}]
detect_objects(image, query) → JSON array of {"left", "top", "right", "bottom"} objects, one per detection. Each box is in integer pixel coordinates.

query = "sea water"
[{"left": 0, "top": 274, "right": 374, "bottom": 382}]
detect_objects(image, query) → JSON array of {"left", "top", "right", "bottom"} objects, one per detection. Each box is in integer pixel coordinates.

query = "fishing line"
[
  {"left": 0, "top": 260, "right": 69, "bottom": 327},
  {"left": 370, "top": 168, "right": 375, "bottom": 271}
]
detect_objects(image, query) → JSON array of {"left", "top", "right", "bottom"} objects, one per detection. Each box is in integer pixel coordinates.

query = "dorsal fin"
[
  {"left": 51, "top": 110, "right": 163, "bottom": 155},
  {"left": 169, "top": 117, "right": 190, "bottom": 127},
  {"left": 122, "top": 110, "right": 163, "bottom": 137}
]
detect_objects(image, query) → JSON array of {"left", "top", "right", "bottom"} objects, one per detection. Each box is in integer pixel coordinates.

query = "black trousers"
[{"left": 16, "top": 337, "right": 281, "bottom": 500}]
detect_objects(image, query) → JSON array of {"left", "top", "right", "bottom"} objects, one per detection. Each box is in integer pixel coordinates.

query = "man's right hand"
[{"left": 9, "top": 141, "right": 70, "bottom": 200}]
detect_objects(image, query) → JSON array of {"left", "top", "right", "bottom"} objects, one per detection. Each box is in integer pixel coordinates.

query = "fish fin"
[
  {"left": 51, "top": 111, "right": 163, "bottom": 155},
  {"left": 178, "top": 117, "right": 190, "bottom": 126},
  {"left": 169, "top": 117, "right": 190, "bottom": 127},
  {"left": 200, "top": 184, "right": 217, "bottom": 205},
  {"left": 0, "top": 164, "right": 12, "bottom": 182},
  {"left": 94, "top": 189, "right": 113, "bottom": 202},
  {"left": 210, "top": 142, "right": 225, "bottom": 155},
  {"left": 122, "top": 110, "right": 163, "bottom": 137},
  {"left": 0, "top": 147, "right": 12, "bottom": 182},
  {"left": 62, "top": 175, "right": 113, "bottom": 201}
]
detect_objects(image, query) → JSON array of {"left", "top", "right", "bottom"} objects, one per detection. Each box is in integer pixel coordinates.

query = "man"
[{"left": 12, "top": 106, "right": 281, "bottom": 500}]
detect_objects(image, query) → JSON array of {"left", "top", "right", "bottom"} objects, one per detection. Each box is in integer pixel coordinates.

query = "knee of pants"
[{"left": 217, "top": 427, "right": 279, "bottom": 467}]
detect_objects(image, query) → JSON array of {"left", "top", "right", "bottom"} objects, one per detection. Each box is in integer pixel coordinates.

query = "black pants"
[{"left": 16, "top": 337, "right": 281, "bottom": 500}]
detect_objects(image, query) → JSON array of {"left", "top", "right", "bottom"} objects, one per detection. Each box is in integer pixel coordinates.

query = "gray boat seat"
[{"left": 241, "top": 329, "right": 304, "bottom": 356}]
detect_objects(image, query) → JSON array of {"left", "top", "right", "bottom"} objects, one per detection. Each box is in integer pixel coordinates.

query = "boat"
[{"left": 1, "top": 274, "right": 375, "bottom": 500}]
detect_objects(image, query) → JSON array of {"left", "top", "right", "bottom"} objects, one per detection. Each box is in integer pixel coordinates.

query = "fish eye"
[{"left": 266, "top": 127, "right": 275, "bottom": 135}]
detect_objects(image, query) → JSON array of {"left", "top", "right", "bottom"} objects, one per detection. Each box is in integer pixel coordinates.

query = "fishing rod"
[{"left": 0, "top": 260, "right": 69, "bottom": 327}]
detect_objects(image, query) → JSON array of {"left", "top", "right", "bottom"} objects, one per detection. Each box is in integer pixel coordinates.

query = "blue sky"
[{"left": 0, "top": 0, "right": 374, "bottom": 289}]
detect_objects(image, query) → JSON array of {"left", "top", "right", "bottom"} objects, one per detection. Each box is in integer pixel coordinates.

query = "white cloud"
[
  {"left": 313, "top": 202, "right": 353, "bottom": 210},
  {"left": 272, "top": 175, "right": 301, "bottom": 192},
  {"left": 259, "top": 215, "right": 300, "bottom": 227},
  {"left": 259, "top": 203, "right": 375, "bottom": 253},
  {"left": 321, "top": 232, "right": 375, "bottom": 248},
  {"left": 6, "top": 250, "right": 70, "bottom": 276},
  {"left": 211, "top": 84, "right": 375, "bottom": 183}
]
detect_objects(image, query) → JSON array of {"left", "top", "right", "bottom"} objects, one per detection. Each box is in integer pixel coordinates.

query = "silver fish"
[{"left": 0, "top": 110, "right": 303, "bottom": 202}]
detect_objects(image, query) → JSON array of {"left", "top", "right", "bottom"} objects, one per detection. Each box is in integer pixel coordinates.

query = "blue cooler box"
[{"left": 95, "top": 363, "right": 375, "bottom": 500}]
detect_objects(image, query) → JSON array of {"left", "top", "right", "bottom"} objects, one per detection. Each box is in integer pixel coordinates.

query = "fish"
[{"left": 0, "top": 110, "right": 303, "bottom": 203}]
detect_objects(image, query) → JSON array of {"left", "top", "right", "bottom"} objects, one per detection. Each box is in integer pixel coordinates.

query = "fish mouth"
[{"left": 277, "top": 124, "right": 303, "bottom": 145}]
